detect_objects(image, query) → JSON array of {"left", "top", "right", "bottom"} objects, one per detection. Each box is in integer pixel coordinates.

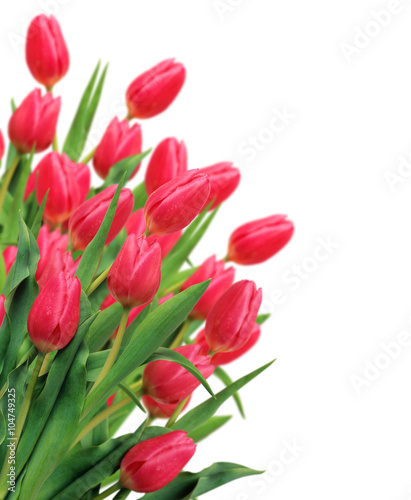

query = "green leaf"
[
  {"left": 20, "top": 343, "right": 89, "bottom": 500},
  {"left": 213, "top": 366, "right": 245, "bottom": 419},
  {"left": 141, "top": 462, "right": 262, "bottom": 500},
  {"left": 87, "top": 302, "right": 123, "bottom": 352},
  {"left": 113, "top": 489, "right": 130, "bottom": 499},
  {"left": 75, "top": 179, "right": 124, "bottom": 290},
  {"left": 15, "top": 311, "right": 97, "bottom": 479},
  {"left": 0, "top": 314, "right": 11, "bottom": 375},
  {"left": 256, "top": 313, "right": 270, "bottom": 325},
  {"left": 0, "top": 410, "right": 5, "bottom": 446},
  {"left": 81, "top": 281, "right": 210, "bottom": 419},
  {"left": 188, "top": 415, "right": 232, "bottom": 443},
  {"left": 118, "top": 382, "right": 146, "bottom": 413},
  {"left": 99, "top": 150, "right": 151, "bottom": 191},
  {"left": 63, "top": 62, "right": 108, "bottom": 161},
  {"left": 172, "top": 360, "right": 275, "bottom": 434},
  {"left": 145, "top": 347, "right": 215, "bottom": 399},
  {"left": 30, "top": 191, "right": 48, "bottom": 239},
  {"left": 132, "top": 181, "right": 148, "bottom": 210}
]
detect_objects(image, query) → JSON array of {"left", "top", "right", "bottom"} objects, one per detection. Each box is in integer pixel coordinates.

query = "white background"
[{"left": 2, "top": 1, "right": 411, "bottom": 499}]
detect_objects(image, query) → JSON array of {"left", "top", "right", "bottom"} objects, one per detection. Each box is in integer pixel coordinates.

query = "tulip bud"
[
  {"left": 145, "top": 138, "right": 187, "bottom": 195},
  {"left": 0, "top": 130, "right": 4, "bottom": 162},
  {"left": 120, "top": 431, "right": 195, "bottom": 493},
  {"left": 93, "top": 117, "right": 142, "bottom": 179},
  {"left": 126, "top": 59, "right": 186, "bottom": 119},
  {"left": 144, "top": 170, "right": 210, "bottom": 235},
  {"left": 196, "top": 323, "right": 261, "bottom": 365},
  {"left": 25, "top": 15, "right": 69, "bottom": 88},
  {"left": 205, "top": 280, "right": 262, "bottom": 353},
  {"left": 36, "top": 225, "right": 69, "bottom": 281},
  {"left": 107, "top": 234, "right": 161, "bottom": 308},
  {"left": 141, "top": 395, "right": 190, "bottom": 419},
  {"left": 27, "top": 272, "right": 81, "bottom": 353},
  {"left": 200, "top": 162, "right": 240, "bottom": 210},
  {"left": 126, "top": 208, "right": 182, "bottom": 258},
  {"left": 37, "top": 251, "right": 79, "bottom": 291},
  {"left": 0, "top": 295, "right": 5, "bottom": 326},
  {"left": 228, "top": 214, "right": 294, "bottom": 265},
  {"left": 143, "top": 344, "right": 214, "bottom": 404},
  {"left": 68, "top": 184, "right": 133, "bottom": 251},
  {"left": 34, "top": 152, "right": 90, "bottom": 224},
  {"left": 180, "top": 255, "right": 235, "bottom": 320},
  {"left": 8, "top": 89, "right": 60, "bottom": 154},
  {"left": 2, "top": 246, "right": 17, "bottom": 275}
]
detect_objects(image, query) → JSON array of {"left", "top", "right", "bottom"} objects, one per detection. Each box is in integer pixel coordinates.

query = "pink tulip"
[{"left": 200, "top": 162, "right": 240, "bottom": 210}]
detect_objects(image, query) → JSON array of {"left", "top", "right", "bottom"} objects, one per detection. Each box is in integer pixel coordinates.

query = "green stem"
[
  {"left": 0, "top": 155, "right": 20, "bottom": 216},
  {"left": 81, "top": 147, "right": 97, "bottom": 165},
  {"left": 86, "top": 264, "right": 112, "bottom": 296},
  {"left": 52, "top": 133, "right": 59, "bottom": 152},
  {"left": 165, "top": 396, "right": 190, "bottom": 428},
  {"left": 169, "top": 320, "right": 191, "bottom": 349},
  {"left": 91, "top": 481, "right": 122, "bottom": 500},
  {"left": 89, "top": 307, "right": 130, "bottom": 393},
  {"left": 0, "top": 352, "right": 44, "bottom": 497}
]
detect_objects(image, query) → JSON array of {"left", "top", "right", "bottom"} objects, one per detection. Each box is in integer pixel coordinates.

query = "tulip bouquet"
[{"left": 0, "top": 14, "right": 294, "bottom": 500}]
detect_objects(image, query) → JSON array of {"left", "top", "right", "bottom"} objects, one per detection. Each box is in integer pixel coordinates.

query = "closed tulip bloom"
[
  {"left": 143, "top": 344, "right": 214, "bottom": 404},
  {"left": 205, "top": 280, "right": 262, "bottom": 353},
  {"left": 228, "top": 215, "right": 294, "bottom": 265},
  {"left": 36, "top": 225, "right": 69, "bottom": 280},
  {"left": 126, "top": 208, "right": 182, "bottom": 258},
  {"left": 107, "top": 234, "right": 161, "bottom": 308},
  {"left": 145, "top": 138, "right": 187, "bottom": 195},
  {"left": 120, "top": 431, "right": 196, "bottom": 493},
  {"left": 37, "top": 251, "right": 79, "bottom": 291},
  {"left": 200, "top": 162, "right": 240, "bottom": 210},
  {"left": 68, "top": 185, "right": 133, "bottom": 251},
  {"left": 34, "top": 152, "right": 90, "bottom": 223},
  {"left": 25, "top": 15, "right": 69, "bottom": 88},
  {"left": 145, "top": 170, "right": 210, "bottom": 235},
  {"left": 8, "top": 89, "right": 60, "bottom": 154},
  {"left": 0, "top": 130, "right": 4, "bottom": 162},
  {"left": 142, "top": 395, "right": 191, "bottom": 419},
  {"left": 181, "top": 255, "right": 235, "bottom": 320},
  {"left": 126, "top": 59, "right": 186, "bottom": 119},
  {"left": 2, "top": 246, "right": 18, "bottom": 274},
  {"left": 27, "top": 272, "right": 81, "bottom": 353},
  {"left": 93, "top": 117, "right": 142, "bottom": 179},
  {"left": 196, "top": 324, "right": 261, "bottom": 365},
  {"left": 0, "top": 295, "right": 5, "bottom": 326}
]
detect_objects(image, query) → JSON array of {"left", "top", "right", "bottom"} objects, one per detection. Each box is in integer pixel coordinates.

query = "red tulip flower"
[
  {"left": 0, "top": 295, "right": 5, "bottom": 326},
  {"left": 25, "top": 15, "right": 69, "bottom": 88},
  {"left": 8, "top": 89, "right": 60, "bottom": 154},
  {"left": 200, "top": 162, "right": 241, "bottom": 210},
  {"left": 37, "top": 251, "right": 79, "bottom": 291},
  {"left": 142, "top": 395, "right": 190, "bottom": 420},
  {"left": 126, "top": 59, "right": 186, "bottom": 119},
  {"left": 27, "top": 272, "right": 81, "bottom": 353},
  {"left": 143, "top": 344, "right": 214, "bottom": 404},
  {"left": 228, "top": 214, "right": 294, "bottom": 265},
  {"left": 145, "top": 137, "right": 187, "bottom": 195},
  {"left": 34, "top": 152, "right": 90, "bottom": 224},
  {"left": 205, "top": 280, "right": 262, "bottom": 353},
  {"left": 144, "top": 170, "right": 210, "bottom": 235},
  {"left": 2, "top": 246, "right": 18, "bottom": 275},
  {"left": 120, "top": 431, "right": 195, "bottom": 493},
  {"left": 107, "top": 234, "right": 162, "bottom": 308},
  {"left": 180, "top": 255, "right": 235, "bottom": 320},
  {"left": 93, "top": 117, "right": 142, "bottom": 179},
  {"left": 196, "top": 324, "right": 261, "bottom": 365},
  {"left": 68, "top": 184, "right": 133, "bottom": 251},
  {"left": 36, "top": 225, "right": 69, "bottom": 281}
]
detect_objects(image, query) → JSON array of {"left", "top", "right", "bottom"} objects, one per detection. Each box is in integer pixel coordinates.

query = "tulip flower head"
[
  {"left": 120, "top": 431, "right": 196, "bottom": 492},
  {"left": 200, "top": 161, "right": 241, "bottom": 210},
  {"left": 126, "top": 58, "right": 186, "bottom": 119},
  {"left": 141, "top": 395, "right": 191, "bottom": 419},
  {"left": 205, "top": 280, "right": 262, "bottom": 353},
  {"left": 2, "top": 246, "right": 18, "bottom": 275},
  {"left": 27, "top": 272, "right": 81, "bottom": 353},
  {"left": 37, "top": 251, "right": 79, "bottom": 291},
  {"left": 36, "top": 225, "right": 69, "bottom": 281},
  {"left": 8, "top": 89, "right": 60, "bottom": 154}
]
